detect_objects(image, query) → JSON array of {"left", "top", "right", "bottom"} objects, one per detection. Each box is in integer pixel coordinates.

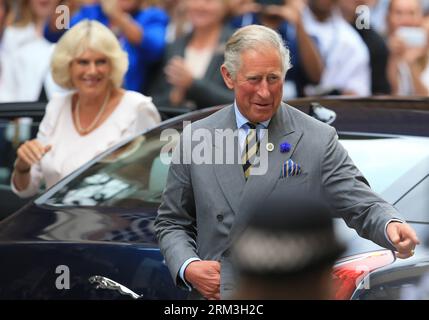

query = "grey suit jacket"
[{"left": 155, "top": 103, "right": 402, "bottom": 298}]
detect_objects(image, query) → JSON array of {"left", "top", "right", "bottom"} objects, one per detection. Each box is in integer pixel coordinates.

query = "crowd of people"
[
  {"left": 2, "top": 1, "right": 428, "bottom": 201},
  {"left": 0, "top": 0, "right": 424, "bottom": 300},
  {"left": 1, "top": 0, "right": 426, "bottom": 220},
  {"left": 1, "top": 0, "right": 429, "bottom": 105}
]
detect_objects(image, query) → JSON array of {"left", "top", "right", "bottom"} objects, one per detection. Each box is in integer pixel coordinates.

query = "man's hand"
[
  {"left": 387, "top": 222, "right": 420, "bottom": 259},
  {"left": 184, "top": 260, "right": 221, "bottom": 300}
]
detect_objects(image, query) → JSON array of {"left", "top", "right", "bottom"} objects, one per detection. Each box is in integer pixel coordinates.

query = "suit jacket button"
[{"left": 217, "top": 214, "right": 224, "bottom": 222}]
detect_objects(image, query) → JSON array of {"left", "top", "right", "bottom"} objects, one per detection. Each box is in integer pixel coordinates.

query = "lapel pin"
[
  {"left": 266, "top": 143, "right": 274, "bottom": 152},
  {"left": 280, "top": 141, "right": 291, "bottom": 153}
]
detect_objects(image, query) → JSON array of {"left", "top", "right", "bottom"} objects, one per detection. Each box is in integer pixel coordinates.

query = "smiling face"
[
  {"left": 221, "top": 48, "right": 284, "bottom": 123},
  {"left": 388, "top": 0, "right": 423, "bottom": 32},
  {"left": 70, "top": 49, "right": 112, "bottom": 97}
]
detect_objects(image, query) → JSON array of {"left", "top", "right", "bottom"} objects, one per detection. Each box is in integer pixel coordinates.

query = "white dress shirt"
[{"left": 302, "top": 7, "right": 371, "bottom": 96}]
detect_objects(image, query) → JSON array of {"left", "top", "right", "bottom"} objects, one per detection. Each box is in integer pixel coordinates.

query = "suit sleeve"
[
  {"left": 154, "top": 129, "right": 198, "bottom": 287},
  {"left": 321, "top": 127, "right": 403, "bottom": 250}
]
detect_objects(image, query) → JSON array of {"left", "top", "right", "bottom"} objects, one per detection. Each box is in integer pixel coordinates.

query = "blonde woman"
[
  {"left": 44, "top": 0, "right": 169, "bottom": 93},
  {"left": 12, "top": 20, "right": 161, "bottom": 198},
  {"left": 386, "top": 0, "right": 429, "bottom": 95}
]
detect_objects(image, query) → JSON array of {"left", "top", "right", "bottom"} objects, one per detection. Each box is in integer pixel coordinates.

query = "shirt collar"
[{"left": 234, "top": 101, "right": 271, "bottom": 129}]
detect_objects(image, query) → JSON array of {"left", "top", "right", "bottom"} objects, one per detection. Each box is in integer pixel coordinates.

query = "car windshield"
[
  {"left": 340, "top": 136, "right": 429, "bottom": 194},
  {"left": 39, "top": 130, "right": 429, "bottom": 209}
]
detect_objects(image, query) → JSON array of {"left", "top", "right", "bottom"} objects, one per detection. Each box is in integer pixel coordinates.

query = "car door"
[{"left": 0, "top": 102, "right": 46, "bottom": 219}]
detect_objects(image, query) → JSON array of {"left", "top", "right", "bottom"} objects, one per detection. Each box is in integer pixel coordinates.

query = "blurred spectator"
[
  {"left": 302, "top": 0, "right": 371, "bottom": 96},
  {"left": 386, "top": 0, "right": 429, "bottom": 95},
  {"left": 159, "top": 0, "right": 191, "bottom": 43},
  {"left": 339, "top": 0, "right": 391, "bottom": 95},
  {"left": 0, "top": 0, "right": 58, "bottom": 102},
  {"left": 45, "top": 0, "right": 169, "bottom": 93},
  {"left": 362, "top": 0, "right": 391, "bottom": 35},
  {"left": 230, "top": 0, "right": 324, "bottom": 98},
  {"left": 11, "top": 20, "right": 161, "bottom": 198},
  {"left": 231, "top": 193, "right": 346, "bottom": 299},
  {"left": 147, "top": 0, "right": 234, "bottom": 109}
]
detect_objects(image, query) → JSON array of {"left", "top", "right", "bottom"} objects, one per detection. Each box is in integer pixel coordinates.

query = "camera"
[{"left": 396, "top": 26, "right": 427, "bottom": 48}]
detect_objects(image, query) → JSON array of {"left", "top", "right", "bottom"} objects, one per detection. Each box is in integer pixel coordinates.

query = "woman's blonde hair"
[{"left": 51, "top": 20, "right": 129, "bottom": 89}]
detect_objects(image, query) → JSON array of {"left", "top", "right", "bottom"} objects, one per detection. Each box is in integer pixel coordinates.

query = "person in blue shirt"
[
  {"left": 230, "top": 0, "right": 323, "bottom": 97},
  {"left": 45, "top": 0, "right": 169, "bottom": 93}
]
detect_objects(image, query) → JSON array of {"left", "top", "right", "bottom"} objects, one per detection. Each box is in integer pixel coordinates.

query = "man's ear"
[{"left": 220, "top": 65, "right": 235, "bottom": 90}]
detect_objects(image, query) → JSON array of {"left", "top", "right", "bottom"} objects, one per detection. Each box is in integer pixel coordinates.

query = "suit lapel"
[{"left": 212, "top": 106, "right": 246, "bottom": 216}]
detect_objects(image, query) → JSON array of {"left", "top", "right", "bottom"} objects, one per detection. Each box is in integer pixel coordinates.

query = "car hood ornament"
[{"left": 88, "top": 275, "right": 143, "bottom": 299}]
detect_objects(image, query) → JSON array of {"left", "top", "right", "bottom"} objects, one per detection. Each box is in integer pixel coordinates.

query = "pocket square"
[{"left": 281, "top": 159, "right": 302, "bottom": 178}]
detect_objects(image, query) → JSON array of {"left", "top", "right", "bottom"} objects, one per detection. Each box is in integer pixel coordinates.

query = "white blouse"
[
  {"left": 185, "top": 47, "right": 213, "bottom": 79},
  {"left": 12, "top": 91, "right": 161, "bottom": 198}
]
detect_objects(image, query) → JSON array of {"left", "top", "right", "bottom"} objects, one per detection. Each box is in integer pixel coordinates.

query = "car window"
[
  {"left": 340, "top": 137, "right": 429, "bottom": 194},
  {"left": 394, "top": 175, "right": 429, "bottom": 223},
  {"left": 0, "top": 115, "right": 41, "bottom": 219},
  {"left": 0, "top": 118, "right": 40, "bottom": 184},
  {"left": 42, "top": 129, "right": 179, "bottom": 208}
]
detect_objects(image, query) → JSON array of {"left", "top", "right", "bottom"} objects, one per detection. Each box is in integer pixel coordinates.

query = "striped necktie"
[{"left": 242, "top": 122, "right": 259, "bottom": 179}]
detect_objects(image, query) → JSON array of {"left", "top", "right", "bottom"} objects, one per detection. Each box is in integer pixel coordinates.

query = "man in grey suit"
[{"left": 155, "top": 25, "right": 419, "bottom": 300}]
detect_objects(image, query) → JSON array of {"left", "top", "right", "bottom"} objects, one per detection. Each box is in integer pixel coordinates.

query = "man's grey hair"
[{"left": 223, "top": 25, "right": 291, "bottom": 79}]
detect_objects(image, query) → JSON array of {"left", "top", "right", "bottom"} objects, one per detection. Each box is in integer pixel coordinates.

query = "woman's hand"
[
  {"left": 15, "top": 140, "right": 52, "bottom": 173},
  {"left": 164, "top": 56, "right": 194, "bottom": 91},
  {"left": 389, "top": 34, "right": 427, "bottom": 65}
]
